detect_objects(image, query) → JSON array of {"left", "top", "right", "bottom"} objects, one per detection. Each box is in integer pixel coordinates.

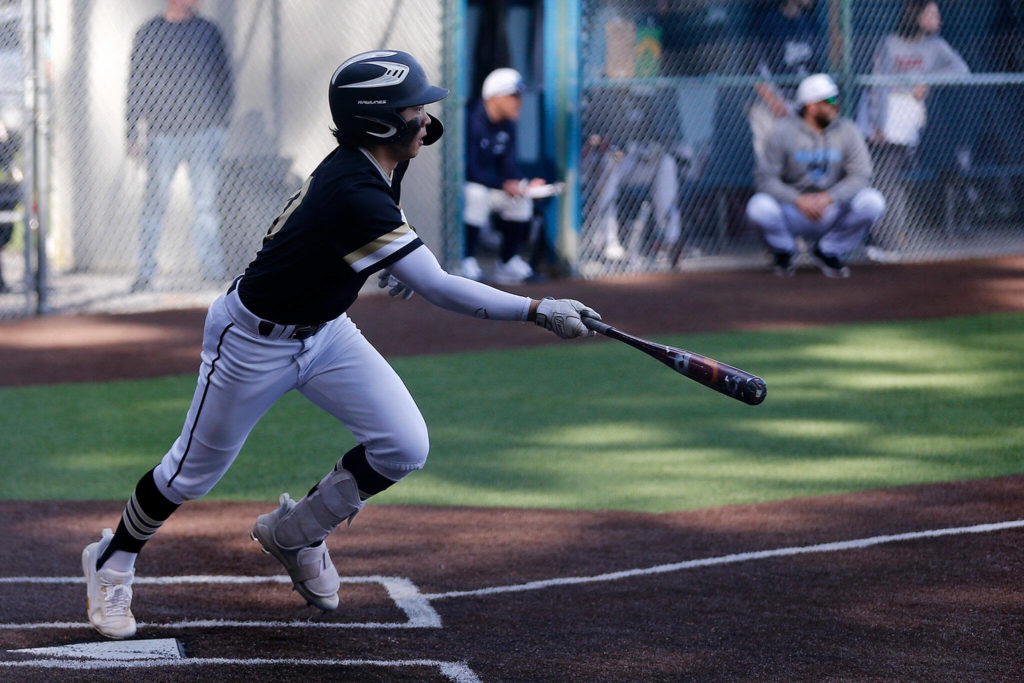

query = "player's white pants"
[
  {"left": 746, "top": 188, "right": 886, "bottom": 257},
  {"left": 152, "top": 287, "right": 428, "bottom": 503},
  {"left": 463, "top": 182, "right": 533, "bottom": 228}
]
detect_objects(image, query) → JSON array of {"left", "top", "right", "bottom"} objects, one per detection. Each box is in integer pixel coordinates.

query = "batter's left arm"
[{"left": 386, "top": 246, "right": 532, "bottom": 321}]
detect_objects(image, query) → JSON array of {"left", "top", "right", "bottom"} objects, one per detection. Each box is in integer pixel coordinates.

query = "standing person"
[
  {"left": 462, "top": 68, "right": 547, "bottom": 285},
  {"left": 0, "top": 120, "right": 16, "bottom": 294},
  {"left": 860, "top": 0, "right": 969, "bottom": 256},
  {"left": 747, "top": 0, "right": 825, "bottom": 161},
  {"left": 126, "top": 0, "right": 234, "bottom": 291},
  {"left": 746, "top": 74, "right": 886, "bottom": 278},
  {"left": 82, "top": 50, "right": 601, "bottom": 640}
]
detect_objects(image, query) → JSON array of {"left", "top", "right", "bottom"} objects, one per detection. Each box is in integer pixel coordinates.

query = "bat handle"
[{"left": 582, "top": 316, "right": 613, "bottom": 335}]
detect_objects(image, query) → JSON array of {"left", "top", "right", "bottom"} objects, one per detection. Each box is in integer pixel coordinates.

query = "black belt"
[
  {"left": 228, "top": 277, "right": 326, "bottom": 340},
  {"left": 257, "top": 320, "right": 326, "bottom": 340}
]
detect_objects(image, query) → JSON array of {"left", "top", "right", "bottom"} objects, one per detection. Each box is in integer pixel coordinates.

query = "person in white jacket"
[{"left": 747, "top": 74, "right": 886, "bottom": 278}]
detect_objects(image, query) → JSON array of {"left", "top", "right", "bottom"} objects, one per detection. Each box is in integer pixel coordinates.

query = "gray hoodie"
[
  {"left": 862, "top": 33, "right": 970, "bottom": 146},
  {"left": 755, "top": 115, "right": 874, "bottom": 206}
]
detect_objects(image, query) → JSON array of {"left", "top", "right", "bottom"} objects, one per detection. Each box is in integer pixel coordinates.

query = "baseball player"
[
  {"left": 746, "top": 73, "right": 886, "bottom": 278},
  {"left": 81, "top": 49, "right": 601, "bottom": 640}
]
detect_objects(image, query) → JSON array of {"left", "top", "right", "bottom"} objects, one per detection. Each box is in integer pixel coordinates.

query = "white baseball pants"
[{"left": 152, "top": 287, "right": 428, "bottom": 503}]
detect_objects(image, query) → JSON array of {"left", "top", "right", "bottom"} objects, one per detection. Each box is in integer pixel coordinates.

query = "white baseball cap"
[
  {"left": 796, "top": 73, "right": 839, "bottom": 106},
  {"left": 481, "top": 68, "right": 524, "bottom": 100}
]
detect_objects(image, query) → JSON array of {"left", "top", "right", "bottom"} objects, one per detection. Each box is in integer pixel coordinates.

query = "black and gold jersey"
[{"left": 238, "top": 146, "right": 422, "bottom": 325}]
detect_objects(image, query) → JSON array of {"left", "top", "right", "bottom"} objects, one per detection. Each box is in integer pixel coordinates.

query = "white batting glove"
[
  {"left": 534, "top": 297, "right": 601, "bottom": 339},
  {"left": 377, "top": 270, "right": 414, "bottom": 300}
]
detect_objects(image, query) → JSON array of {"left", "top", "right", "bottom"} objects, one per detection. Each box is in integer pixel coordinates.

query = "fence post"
[{"left": 543, "top": 0, "right": 581, "bottom": 274}]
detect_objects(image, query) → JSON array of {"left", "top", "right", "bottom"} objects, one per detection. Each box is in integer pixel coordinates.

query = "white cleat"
[
  {"left": 461, "top": 256, "right": 483, "bottom": 282},
  {"left": 491, "top": 256, "right": 529, "bottom": 285},
  {"left": 251, "top": 493, "right": 341, "bottom": 611},
  {"left": 82, "top": 528, "right": 137, "bottom": 639}
]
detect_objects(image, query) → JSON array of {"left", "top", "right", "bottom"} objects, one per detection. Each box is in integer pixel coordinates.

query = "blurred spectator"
[
  {"left": 859, "top": 0, "right": 969, "bottom": 256},
  {"left": 747, "top": 74, "right": 886, "bottom": 278},
  {"left": 586, "top": 85, "right": 685, "bottom": 264},
  {"left": 992, "top": 0, "right": 1024, "bottom": 73},
  {"left": 862, "top": 1, "right": 969, "bottom": 150},
  {"left": 978, "top": 1, "right": 1024, "bottom": 208},
  {"left": 462, "top": 68, "right": 546, "bottom": 285},
  {"left": 648, "top": 1, "right": 749, "bottom": 77},
  {"left": 126, "top": 0, "right": 233, "bottom": 291},
  {"left": 0, "top": 4, "right": 22, "bottom": 294},
  {"left": 0, "top": 119, "right": 18, "bottom": 293},
  {"left": 747, "top": 0, "right": 826, "bottom": 161}
]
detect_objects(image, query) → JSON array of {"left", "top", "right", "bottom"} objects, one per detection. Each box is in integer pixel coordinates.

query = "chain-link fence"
[
  {"left": 1, "top": 0, "right": 457, "bottom": 319},
  {"left": 578, "top": 0, "right": 1024, "bottom": 277},
  {"left": 0, "top": 0, "right": 28, "bottom": 310},
  {"left": 3, "top": 1, "right": 1024, "bottom": 319}
]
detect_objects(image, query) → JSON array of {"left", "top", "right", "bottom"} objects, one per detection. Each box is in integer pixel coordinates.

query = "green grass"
[{"left": 1, "top": 313, "right": 1022, "bottom": 511}]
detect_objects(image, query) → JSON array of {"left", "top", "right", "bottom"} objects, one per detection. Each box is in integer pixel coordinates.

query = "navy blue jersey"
[
  {"left": 238, "top": 147, "right": 422, "bottom": 325},
  {"left": 465, "top": 97, "right": 520, "bottom": 189},
  {"left": 756, "top": 10, "right": 824, "bottom": 99}
]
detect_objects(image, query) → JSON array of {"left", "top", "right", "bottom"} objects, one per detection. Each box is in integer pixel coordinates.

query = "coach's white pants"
[
  {"left": 153, "top": 288, "right": 428, "bottom": 503},
  {"left": 463, "top": 182, "right": 534, "bottom": 228},
  {"left": 746, "top": 188, "right": 886, "bottom": 257}
]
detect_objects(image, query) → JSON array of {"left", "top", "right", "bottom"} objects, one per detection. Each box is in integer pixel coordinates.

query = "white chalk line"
[
  {"left": 0, "top": 657, "right": 481, "bottom": 682},
  {"left": 0, "top": 575, "right": 441, "bottom": 631},
  {"left": 2, "top": 519, "right": 1021, "bottom": 634},
  {"left": 421, "top": 518, "right": 1024, "bottom": 600}
]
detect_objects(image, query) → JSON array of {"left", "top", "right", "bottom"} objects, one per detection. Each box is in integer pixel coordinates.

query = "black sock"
[
  {"left": 495, "top": 218, "right": 527, "bottom": 263},
  {"left": 96, "top": 468, "right": 180, "bottom": 570},
  {"left": 464, "top": 224, "right": 480, "bottom": 258}
]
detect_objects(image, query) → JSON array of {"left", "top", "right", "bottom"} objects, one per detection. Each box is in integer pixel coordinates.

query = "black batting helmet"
[{"left": 329, "top": 50, "right": 449, "bottom": 148}]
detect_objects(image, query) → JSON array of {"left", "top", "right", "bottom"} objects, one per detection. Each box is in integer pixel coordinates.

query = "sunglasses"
[{"left": 822, "top": 96, "right": 838, "bottom": 106}]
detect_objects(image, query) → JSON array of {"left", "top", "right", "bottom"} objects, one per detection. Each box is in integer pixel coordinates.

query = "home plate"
[{"left": 12, "top": 638, "right": 183, "bottom": 661}]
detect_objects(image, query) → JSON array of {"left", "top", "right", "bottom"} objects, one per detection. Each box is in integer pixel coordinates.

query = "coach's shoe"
[
  {"left": 492, "top": 256, "right": 530, "bottom": 285},
  {"left": 461, "top": 256, "right": 483, "bottom": 282},
  {"left": 252, "top": 493, "right": 341, "bottom": 611},
  {"left": 82, "top": 528, "right": 137, "bottom": 639},
  {"left": 771, "top": 251, "right": 796, "bottom": 276},
  {"left": 810, "top": 246, "right": 850, "bottom": 279}
]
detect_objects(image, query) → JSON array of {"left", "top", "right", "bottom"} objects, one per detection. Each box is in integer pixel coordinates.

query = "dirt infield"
[
  {"left": 1, "top": 257, "right": 1023, "bottom": 680},
  {"left": 3, "top": 256, "right": 1024, "bottom": 387}
]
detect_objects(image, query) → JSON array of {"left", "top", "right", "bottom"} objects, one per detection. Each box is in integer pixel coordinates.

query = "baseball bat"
[{"left": 583, "top": 317, "right": 767, "bottom": 406}]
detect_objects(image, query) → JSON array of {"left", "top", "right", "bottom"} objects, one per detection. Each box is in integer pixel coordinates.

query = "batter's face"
[{"left": 395, "top": 105, "right": 429, "bottom": 160}]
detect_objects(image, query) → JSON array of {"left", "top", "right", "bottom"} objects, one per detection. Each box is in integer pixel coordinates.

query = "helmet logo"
[
  {"left": 354, "top": 115, "right": 398, "bottom": 139},
  {"left": 337, "top": 61, "right": 410, "bottom": 89}
]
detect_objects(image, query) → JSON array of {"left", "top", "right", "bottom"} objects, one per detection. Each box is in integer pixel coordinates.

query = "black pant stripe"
[{"left": 167, "top": 323, "right": 234, "bottom": 487}]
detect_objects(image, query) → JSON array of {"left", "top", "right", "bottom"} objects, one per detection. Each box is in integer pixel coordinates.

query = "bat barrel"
[{"left": 583, "top": 316, "right": 766, "bottom": 406}]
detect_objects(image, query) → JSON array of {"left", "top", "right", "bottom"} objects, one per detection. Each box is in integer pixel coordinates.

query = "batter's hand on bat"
[
  {"left": 377, "top": 270, "right": 414, "bottom": 300},
  {"left": 533, "top": 297, "right": 601, "bottom": 339}
]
